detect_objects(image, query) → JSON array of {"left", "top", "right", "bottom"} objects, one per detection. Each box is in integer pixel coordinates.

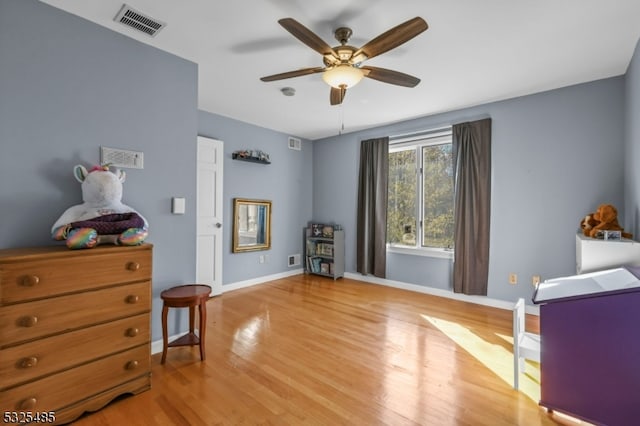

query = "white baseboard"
[
  {"left": 221, "top": 268, "right": 304, "bottom": 293},
  {"left": 344, "top": 272, "right": 539, "bottom": 315},
  {"left": 221, "top": 268, "right": 538, "bottom": 315}
]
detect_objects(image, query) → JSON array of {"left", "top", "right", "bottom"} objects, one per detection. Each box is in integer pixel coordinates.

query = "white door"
[{"left": 196, "top": 136, "right": 223, "bottom": 295}]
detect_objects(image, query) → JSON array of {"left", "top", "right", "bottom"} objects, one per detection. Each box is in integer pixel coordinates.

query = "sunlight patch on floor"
[
  {"left": 421, "top": 315, "right": 541, "bottom": 402},
  {"left": 231, "top": 312, "right": 271, "bottom": 357}
]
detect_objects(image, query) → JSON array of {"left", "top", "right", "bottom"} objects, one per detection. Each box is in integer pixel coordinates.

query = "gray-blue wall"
[
  {"left": 0, "top": 0, "right": 198, "bottom": 341},
  {"left": 0, "top": 0, "right": 312, "bottom": 342},
  {"left": 625, "top": 39, "right": 640, "bottom": 233},
  {"left": 198, "top": 111, "right": 313, "bottom": 285},
  {"left": 313, "top": 77, "right": 626, "bottom": 302}
]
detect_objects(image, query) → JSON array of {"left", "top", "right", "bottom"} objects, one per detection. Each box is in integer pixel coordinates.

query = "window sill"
[{"left": 387, "top": 245, "right": 454, "bottom": 259}]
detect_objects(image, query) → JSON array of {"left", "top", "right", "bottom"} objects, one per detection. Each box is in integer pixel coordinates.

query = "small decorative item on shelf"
[
  {"left": 601, "top": 230, "right": 622, "bottom": 240},
  {"left": 232, "top": 149, "right": 270, "bottom": 164},
  {"left": 311, "top": 223, "right": 324, "bottom": 237}
]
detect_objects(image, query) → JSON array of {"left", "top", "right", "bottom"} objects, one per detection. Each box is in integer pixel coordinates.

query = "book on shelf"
[
  {"left": 320, "top": 263, "right": 330, "bottom": 274},
  {"left": 306, "top": 240, "right": 316, "bottom": 256},
  {"left": 310, "top": 257, "right": 322, "bottom": 273}
]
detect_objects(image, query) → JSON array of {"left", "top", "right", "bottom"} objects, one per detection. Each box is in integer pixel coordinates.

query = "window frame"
[{"left": 387, "top": 128, "right": 454, "bottom": 259}]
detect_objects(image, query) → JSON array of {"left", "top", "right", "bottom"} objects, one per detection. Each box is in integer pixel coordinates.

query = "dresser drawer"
[
  {"left": 0, "top": 246, "right": 151, "bottom": 304},
  {"left": 0, "top": 313, "right": 150, "bottom": 389},
  {"left": 0, "top": 344, "right": 150, "bottom": 413},
  {"left": 0, "top": 281, "right": 150, "bottom": 347}
]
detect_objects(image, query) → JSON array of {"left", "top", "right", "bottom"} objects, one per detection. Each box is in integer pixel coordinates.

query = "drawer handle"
[
  {"left": 127, "top": 262, "right": 141, "bottom": 271},
  {"left": 126, "top": 295, "right": 140, "bottom": 304},
  {"left": 20, "top": 356, "right": 39, "bottom": 369},
  {"left": 126, "top": 327, "right": 139, "bottom": 337},
  {"left": 19, "top": 397, "right": 37, "bottom": 410},
  {"left": 20, "top": 275, "right": 40, "bottom": 287},
  {"left": 19, "top": 316, "right": 39, "bottom": 327},
  {"left": 126, "top": 360, "right": 139, "bottom": 370}
]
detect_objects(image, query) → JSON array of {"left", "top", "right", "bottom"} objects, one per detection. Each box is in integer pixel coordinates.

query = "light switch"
[{"left": 172, "top": 197, "right": 186, "bottom": 214}]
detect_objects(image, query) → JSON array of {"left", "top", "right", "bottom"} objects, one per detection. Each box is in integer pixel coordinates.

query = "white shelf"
[{"left": 576, "top": 232, "right": 640, "bottom": 274}]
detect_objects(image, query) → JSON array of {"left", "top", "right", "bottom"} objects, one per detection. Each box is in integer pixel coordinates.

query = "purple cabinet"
[{"left": 533, "top": 267, "right": 640, "bottom": 426}]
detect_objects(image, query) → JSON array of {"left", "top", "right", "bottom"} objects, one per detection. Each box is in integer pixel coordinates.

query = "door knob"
[{"left": 216, "top": 223, "right": 222, "bottom": 228}]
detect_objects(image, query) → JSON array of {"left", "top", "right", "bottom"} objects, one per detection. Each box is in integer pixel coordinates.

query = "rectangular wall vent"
[
  {"left": 288, "top": 254, "right": 301, "bottom": 267},
  {"left": 101, "top": 146, "right": 144, "bottom": 169},
  {"left": 114, "top": 4, "right": 166, "bottom": 37},
  {"left": 288, "top": 137, "right": 301, "bottom": 151}
]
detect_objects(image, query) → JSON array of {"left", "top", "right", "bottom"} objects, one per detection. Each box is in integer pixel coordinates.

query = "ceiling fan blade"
[
  {"left": 279, "top": 18, "right": 338, "bottom": 60},
  {"left": 260, "top": 67, "right": 325, "bottom": 82},
  {"left": 361, "top": 66, "right": 421, "bottom": 87},
  {"left": 354, "top": 17, "right": 428, "bottom": 61},
  {"left": 330, "top": 86, "right": 346, "bottom": 105}
]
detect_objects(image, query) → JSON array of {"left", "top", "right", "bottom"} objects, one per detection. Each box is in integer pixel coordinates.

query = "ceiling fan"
[{"left": 260, "top": 17, "right": 428, "bottom": 105}]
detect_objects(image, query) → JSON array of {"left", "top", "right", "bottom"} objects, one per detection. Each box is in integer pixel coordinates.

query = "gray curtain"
[
  {"left": 452, "top": 119, "right": 492, "bottom": 295},
  {"left": 357, "top": 137, "right": 389, "bottom": 278}
]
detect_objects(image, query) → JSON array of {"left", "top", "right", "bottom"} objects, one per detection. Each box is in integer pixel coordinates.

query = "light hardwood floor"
[{"left": 73, "top": 274, "right": 573, "bottom": 425}]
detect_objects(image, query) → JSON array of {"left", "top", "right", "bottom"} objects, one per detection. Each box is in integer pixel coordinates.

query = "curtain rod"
[{"left": 390, "top": 125, "right": 452, "bottom": 142}]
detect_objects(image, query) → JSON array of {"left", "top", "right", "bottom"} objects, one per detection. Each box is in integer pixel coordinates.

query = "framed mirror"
[{"left": 232, "top": 198, "right": 272, "bottom": 253}]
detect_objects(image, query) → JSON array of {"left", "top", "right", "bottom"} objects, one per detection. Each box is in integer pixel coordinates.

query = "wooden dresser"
[{"left": 0, "top": 244, "right": 152, "bottom": 424}]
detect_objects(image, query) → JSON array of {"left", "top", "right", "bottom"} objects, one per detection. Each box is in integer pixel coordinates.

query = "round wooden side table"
[{"left": 160, "top": 284, "right": 211, "bottom": 364}]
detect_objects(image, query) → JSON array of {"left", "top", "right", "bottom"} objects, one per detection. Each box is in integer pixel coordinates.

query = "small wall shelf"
[{"left": 232, "top": 152, "right": 270, "bottom": 164}]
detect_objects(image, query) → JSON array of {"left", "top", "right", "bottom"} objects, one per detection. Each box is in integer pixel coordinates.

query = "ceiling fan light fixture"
[{"left": 322, "top": 65, "right": 364, "bottom": 89}]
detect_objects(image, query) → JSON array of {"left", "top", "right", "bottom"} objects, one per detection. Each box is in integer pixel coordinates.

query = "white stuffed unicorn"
[{"left": 51, "top": 164, "right": 148, "bottom": 249}]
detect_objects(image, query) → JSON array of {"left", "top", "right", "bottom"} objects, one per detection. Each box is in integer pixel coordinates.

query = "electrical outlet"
[
  {"left": 532, "top": 275, "right": 541, "bottom": 286},
  {"left": 259, "top": 255, "right": 265, "bottom": 264},
  {"left": 509, "top": 273, "right": 517, "bottom": 285}
]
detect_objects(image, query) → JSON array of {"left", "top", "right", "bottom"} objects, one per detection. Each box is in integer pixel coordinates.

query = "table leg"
[
  {"left": 199, "top": 299, "right": 207, "bottom": 361},
  {"left": 161, "top": 303, "right": 168, "bottom": 364},
  {"left": 189, "top": 305, "right": 195, "bottom": 334}
]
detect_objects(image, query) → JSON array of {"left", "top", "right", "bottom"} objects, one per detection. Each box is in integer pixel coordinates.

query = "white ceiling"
[{"left": 41, "top": 0, "right": 640, "bottom": 140}]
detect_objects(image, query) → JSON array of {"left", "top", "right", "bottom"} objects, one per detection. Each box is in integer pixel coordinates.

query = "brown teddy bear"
[{"left": 586, "top": 203, "right": 632, "bottom": 239}]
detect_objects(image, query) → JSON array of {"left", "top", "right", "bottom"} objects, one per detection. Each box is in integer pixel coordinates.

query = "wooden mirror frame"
[{"left": 232, "top": 198, "right": 272, "bottom": 253}]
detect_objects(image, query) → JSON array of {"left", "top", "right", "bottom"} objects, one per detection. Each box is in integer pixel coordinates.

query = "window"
[{"left": 387, "top": 129, "right": 454, "bottom": 253}]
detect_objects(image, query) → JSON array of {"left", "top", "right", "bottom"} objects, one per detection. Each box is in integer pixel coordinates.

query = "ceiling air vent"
[{"left": 114, "top": 4, "right": 166, "bottom": 37}]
